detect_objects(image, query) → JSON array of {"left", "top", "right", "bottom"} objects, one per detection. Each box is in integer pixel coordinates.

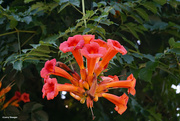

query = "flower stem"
[
  {"left": 82, "top": 0, "right": 87, "bottom": 28},
  {"left": 90, "top": 107, "right": 95, "bottom": 120}
]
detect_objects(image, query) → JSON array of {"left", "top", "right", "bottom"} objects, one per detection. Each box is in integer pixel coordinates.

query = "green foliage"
[
  {"left": 1, "top": 102, "right": 48, "bottom": 121},
  {"left": 0, "top": 0, "right": 180, "bottom": 120}
]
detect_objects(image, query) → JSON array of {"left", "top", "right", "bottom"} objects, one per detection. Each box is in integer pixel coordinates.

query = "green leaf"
[
  {"left": 168, "top": 48, "right": 180, "bottom": 55},
  {"left": 23, "top": 102, "right": 36, "bottom": 113},
  {"left": 31, "top": 110, "right": 48, "bottom": 121},
  {"left": 118, "top": 3, "right": 131, "bottom": 12},
  {"left": 0, "top": 0, "right": 3, "bottom": 4},
  {"left": 129, "top": 14, "right": 143, "bottom": 24},
  {"left": 122, "top": 54, "right": 134, "bottom": 64},
  {"left": 24, "top": 0, "right": 34, "bottom": 3},
  {"left": 153, "top": 0, "right": 166, "bottom": 5},
  {"left": 31, "top": 2, "right": 44, "bottom": 11},
  {"left": 83, "top": 28, "right": 91, "bottom": 34},
  {"left": 148, "top": 107, "right": 162, "bottom": 121},
  {"left": 144, "top": 21, "right": 168, "bottom": 31},
  {"left": 169, "top": 37, "right": 180, "bottom": 48},
  {"left": 64, "top": 56, "right": 74, "bottom": 64},
  {"left": 98, "top": 1, "right": 107, "bottom": 7},
  {"left": 99, "top": 19, "right": 114, "bottom": 26},
  {"left": 4, "top": 53, "right": 17, "bottom": 66},
  {"left": 113, "top": 4, "right": 121, "bottom": 12},
  {"left": 110, "top": 8, "right": 116, "bottom": 15},
  {"left": 32, "top": 103, "right": 44, "bottom": 112},
  {"left": 95, "top": 25, "right": 106, "bottom": 35},
  {"left": 69, "top": 0, "right": 80, "bottom": 7},
  {"left": 0, "top": 17, "right": 6, "bottom": 24},
  {"left": 92, "top": 2, "right": 98, "bottom": 8},
  {"left": 143, "top": 54, "right": 155, "bottom": 62},
  {"left": 166, "top": 30, "right": 180, "bottom": 38},
  {"left": 135, "top": 8, "right": 149, "bottom": 21},
  {"left": 146, "top": 61, "right": 158, "bottom": 71},
  {"left": 132, "top": 53, "right": 143, "bottom": 59},
  {"left": 22, "top": 16, "right": 32, "bottom": 24},
  {"left": 141, "top": 2, "right": 157, "bottom": 13},
  {"left": 168, "top": 21, "right": 180, "bottom": 30},
  {"left": 13, "top": 60, "right": 23, "bottom": 71},
  {"left": 42, "top": 34, "right": 61, "bottom": 43},
  {"left": 81, "top": 10, "right": 95, "bottom": 20},
  {"left": 130, "top": 97, "right": 143, "bottom": 113},
  {"left": 28, "top": 51, "right": 51, "bottom": 57},
  {"left": 124, "top": 23, "right": 139, "bottom": 39},
  {"left": 58, "top": 2, "right": 70, "bottom": 13},
  {"left": 22, "top": 49, "right": 32, "bottom": 53},
  {"left": 106, "top": 65, "right": 121, "bottom": 75},
  {"left": 60, "top": 52, "right": 72, "bottom": 58},
  {"left": 169, "top": 37, "right": 175, "bottom": 47},
  {"left": 10, "top": 20, "right": 18, "bottom": 29},
  {"left": 59, "top": 0, "right": 69, "bottom": 5},
  {"left": 155, "top": 53, "right": 164, "bottom": 59},
  {"left": 121, "top": 36, "right": 137, "bottom": 50},
  {"left": 5, "top": 106, "right": 20, "bottom": 116},
  {"left": 24, "top": 57, "right": 46, "bottom": 61},
  {"left": 104, "top": 6, "right": 113, "bottom": 13},
  {"left": 139, "top": 61, "right": 158, "bottom": 82},
  {"left": 139, "top": 68, "right": 152, "bottom": 82}
]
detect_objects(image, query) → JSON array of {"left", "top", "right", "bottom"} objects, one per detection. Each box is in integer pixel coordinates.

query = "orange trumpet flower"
[
  {"left": 81, "top": 42, "right": 107, "bottom": 85},
  {"left": 1, "top": 91, "right": 30, "bottom": 110},
  {"left": 106, "top": 74, "right": 136, "bottom": 95},
  {"left": 42, "top": 77, "right": 85, "bottom": 100},
  {"left": 59, "top": 35, "right": 85, "bottom": 69},
  {"left": 41, "top": 34, "right": 136, "bottom": 118},
  {"left": 102, "top": 93, "right": 129, "bottom": 115},
  {"left": 95, "top": 39, "right": 127, "bottom": 76},
  {"left": 82, "top": 35, "right": 95, "bottom": 44},
  {"left": 40, "top": 59, "right": 78, "bottom": 85}
]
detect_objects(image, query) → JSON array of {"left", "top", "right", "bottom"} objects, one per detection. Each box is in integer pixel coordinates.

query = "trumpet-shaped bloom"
[
  {"left": 2, "top": 91, "right": 21, "bottom": 109},
  {"left": 81, "top": 42, "right": 106, "bottom": 59},
  {"left": 60, "top": 35, "right": 84, "bottom": 52},
  {"left": 1, "top": 91, "right": 30, "bottom": 110},
  {"left": 107, "top": 39, "right": 127, "bottom": 55},
  {"left": 59, "top": 35, "right": 85, "bottom": 69},
  {"left": 57, "top": 83, "right": 85, "bottom": 94},
  {"left": 102, "top": 93, "right": 129, "bottom": 115},
  {"left": 15, "top": 91, "right": 21, "bottom": 99},
  {"left": 81, "top": 42, "right": 107, "bottom": 77},
  {"left": 93, "top": 39, "right": 108, "bottom": 49},
  {"left": 42, "top": 78, "right": 58, "bottom": 100},
  {"left": 95, "top": 39, "right": 127, "bottom": 76},
  {"left": 82, "top": 35, "right": 95, "bottom": 44},
  {"left": 106, "top": 74, "right": 136, "bottom": 95},
  {"left": 100, "top": 75, "right": 119, "bottom": 84},
  {"left": 40, "top": 59, "right": 56, "bottom": 78},
  {"left": 21, "top": 93, "right": 30, "bottom": 103},
  {"left": 40, "top": 59, "right": 75, "bottom": 83},
  {"left": 127, "top": 74, "right": 136, "bottom": 95}
]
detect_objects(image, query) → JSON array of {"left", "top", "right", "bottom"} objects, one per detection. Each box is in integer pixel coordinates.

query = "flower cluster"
[
  {"left": 40, "top": 35, "right": 136, "bottom": 115},
  {"left": 0, "top": 80, "right": 30, "bottom": 110}
]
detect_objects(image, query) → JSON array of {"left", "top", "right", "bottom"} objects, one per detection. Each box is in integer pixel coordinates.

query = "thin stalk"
[
  {"left": 82, "top": 0, "right": 87, "bottom": 28},
  {"left": 70, "top": 3, "right": 83, "bottom": 15},
  {"left": 21, "top": 33, "right": 36, "bottom": 47},
  {"left": 0, "top": 30, "right": 36, "bottom": 37},
  {"left": 16, "top": 28, "right": 22, "bottom": 72},
  {"left": 16, "top": 28, "right": 21, "bottom": 55},
  {"left": 90, "top": 107, "right": 95, "bottom": 120}
]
